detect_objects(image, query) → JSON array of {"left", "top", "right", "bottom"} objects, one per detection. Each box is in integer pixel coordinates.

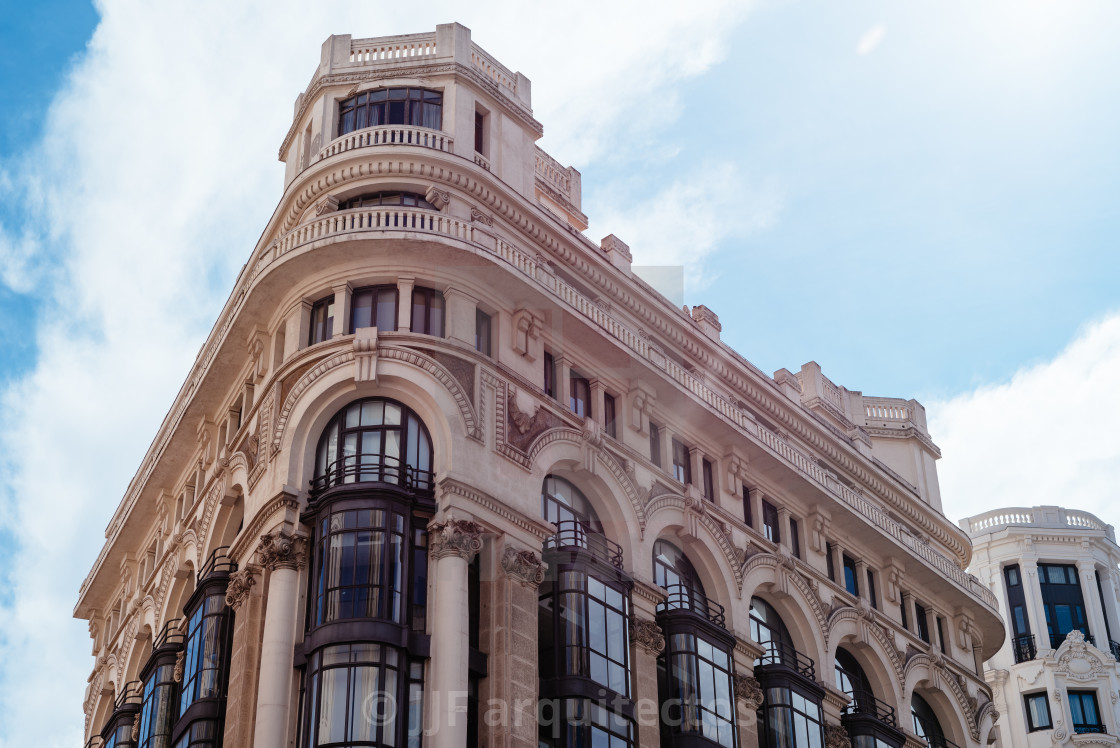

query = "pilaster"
[{"left": 223, "top": 564, "right": 264, "bottom": 748}]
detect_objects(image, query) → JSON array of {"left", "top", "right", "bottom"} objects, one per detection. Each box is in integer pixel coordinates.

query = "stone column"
[
  {"left": 252, "top": 531, "right": 308, "bottom": 748},
  {"left": 427, "top": 516, "right": 486, "bottom": 748},
  {"left": 331, "top": 282, "right": 352, "bottom": 338},
  {"left": 493, "top": 544, "right": 546, "bottom": 748},
  {"left": 630, "top": 616, "right": 666, "bottom": 748},
  {"left": 777, "top": 506, "right": 792, "bottom": 553},
  {"left": 732, "top": 640, "right": 764, "bottom": 748},
  {"left": 1100, "top": 567, "right": 1120, "bottom": 646},
  {"left": 1078, "top": 559, "right": 1109, "bottom": 648},
  {"left": 223, "top": 565, "right": 264, "bottom": 748},
  {"left": 397, "top": 277, "right": 415, "bottom": 332},
  {"left": 746, "top": 487, "right": 764, "bottom": 533},
  {"left": 443, "top": 287, "right": 478, "bottom": 347}
]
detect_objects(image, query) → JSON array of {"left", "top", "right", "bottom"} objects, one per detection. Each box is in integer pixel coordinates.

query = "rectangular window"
[
  {"left": 603, "top": 394, "right": 617, "bottom": 438},
  {"left": 1068, "top": 691, "right": 1104, "bottom": 734},
  {"left": 843, "top": 555, "right": 859, "bottom": 597},
  {"left": 916, "top": 602, "right": 930, "bottom": 643},
  {"left": 702, "top": 458, "right": 715, "bottom": 501},
  {"left": 544, "top": 352, "right": 556, "bottom": 399},
  {"left": 826, "top": 542, "right": 836, "bottom": 582},
  {"left": 350, "top": 285, "right": 398, "bottom": 333},
  {"left": 671, "top": 439, "right": 691, "bottom": 484},
  {"left": 901, "top": 592, "right": 909, "bottom": 631},
  {"left": 743, "top": 485, "right": 753, "bottom": 528},
  {"left": 937, "top": 616, "right": 947, "bottom": 654},
  {"left": 474, "top": 309, "right": 491, "bottom": 356},
  {"left": 789, "top": 518, "right": 801, "bottom": 559},
  {"left": 762, "top": 500, "right": 780, "bottom": 544},
  {"left": 569, "top": 371, "right": 591, "bottom": 418},
  {"left": 474, "top": 111, "right": 485, "bottom": 154},
  {"left": 411, "top": 287, "right": 445, "bottom": 336},
  {"left": 1024, "top": 692, "right": 1052, "bottom": 731},
  {"left": 1040, "top": 562, "right": 1090, "bottom": 648},
  {"left": 866, "top": 569, "right": 877, "bottom": 609},
  {"left": 649, "top": 423, "right": 661, "bottom": 467},
  {"left": 309, "top": 296, "right": 335, "bottom": 345}
]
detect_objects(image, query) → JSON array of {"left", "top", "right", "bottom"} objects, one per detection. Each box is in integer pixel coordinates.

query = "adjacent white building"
[{"left": 963, "top": 506, "right": 1120, "bottom": 747}]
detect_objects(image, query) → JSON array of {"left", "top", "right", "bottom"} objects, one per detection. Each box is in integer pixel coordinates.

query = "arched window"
[
  {"left": 653, "top": 542, "right": 736, "bottom": 748},
  {"left": 313, "top": 398, "right": 433, "bottom": 494},
  {"left": 911, "top": 693, "right": 955, "bottom": 748},
  {"left": 835, "top": 648, "right": 903, "bottom": 748},
  {"left": 538, "top": 476, "right": 634, "bottom": 748},
  {"left": 751, "top": 598, "right": 823, "bottom": 748},
  {"left": 338, "top": 88, "right": 442, "bottom": 136}
]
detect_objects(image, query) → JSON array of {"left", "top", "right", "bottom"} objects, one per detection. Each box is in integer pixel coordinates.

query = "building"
[
  {"left": 75, "top": 23, "right": 1004, "bottom": 748},
  {"left": 962, "top": 506, "right": 1120, "bottom": 746}
]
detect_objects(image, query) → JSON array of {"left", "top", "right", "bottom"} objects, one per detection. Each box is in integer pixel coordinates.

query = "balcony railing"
[
  {"left": 198, "top": 546, "right": 236, "bottom": 582},
  {"left": 543, "top": 519, "right": 624, "bottom": 569},
  {"left": 319, "top": 124, "right": 453, "bottom": 161},
  {"left": 929, "top": 738, "right": 963, "bottom": 748},
  {"left": 84, "top": 737, "right": 104, "bottom": 748},
  {"left": 1051, "top": 630, "right": 1093, "bottom": 649},
  {"left": 1110, "top": 640, "right": 1120, "bottom": 661},
  {"left": 1012, "top": 634, "right": 1037, "bottom": 663},
  {"left": 113, "top": 680, "right": 142, "bottom": 710},
  {"left": 1074, "top": 724, "right": 1108, "bottom": 735},
  {"left": 310, "top": 453, "right": 435, "bottom": 495},
  {"left": 153, "top": 617, "right": 186, "bottom": 651},
  {"left": 842, "top": 688, "right": 898, "bottom": 727},
  {"left": 657, "top": 583, "right": 726, "bottom": 628},
  {"left": 754, "top": 639, "right": 816, "bottom": 680}
]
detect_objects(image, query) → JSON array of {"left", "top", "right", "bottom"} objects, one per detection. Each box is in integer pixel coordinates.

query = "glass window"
[
  {"left": 911, "top": 693, "right": 948, "bottom": 745},
  {"left": 743, "top": 485, "right": 753, "bottom": 528},
  {"left": 569, "top": 371, "right": 591, "bottom": 418},
  {"left": 171, "top": 720, "right": 218, "bottom": 748},
  {"left": 474, "top": 111, "right": 485, "bottom": 154},
  {"left": 826, "top": 543, "right": 835, "bottom": 582},
  {"left": 915, "top": 602, "right": 930, "bottom": 644},
  {"left": 337, "top": 87, "right": 442, "bottom": 135},
  {"left": 138, "top": 664, "right": 177, "bottom": 748},
  {"left": 661, "top": 632, "right": 736, "bottom": 748},
  {"left": 544, "top": 352, "right": 556, "bottom": 399},
  {"left": 474, "top": 310, "right": 491, "bottom": 356},
  {"left": 410, "top": 287, "right": 444, "bottom": 337},
  {"left": 306, "top": 643, "right": 405, "bottom": 747},
  {"left": 649, "top": 423, "right": 662, "bottom": 468},
  {"left": 762, "top": 500, "right": 780, "bottom": 544},
  {"left": 179, "top": 593, "right": 229, "bottom": 716},
  {"left": 314, "top": 507, "right": 409, "bottom": 626},
  {"left": 762, "top": 684, "right": 824, "bottom": 748},
  {"left": 750, "top": 597, "right": 793, "bottom": 663},
  {"left": 539, "top": 699, "right": 634, "bottom": 748},
  {"left": 349, "top": 285, "right": 398, "bottom": 333},
  {"left": 541, "top": 475, "right": 603, "bottom": 534},
  {"left": 603, "top": 394, "right": 617, "bottom": 438},
  {"left": 843, "top": 556, "right": 859, "bottom": 597},
  {"left": 790, "top": 518, "right": 801, "bottom": 559},
  {"left": 1040, "top": 563, "right": 1090, "bottom": 647},
  {"left": 309, "top": 296, "right": 335, "bottom": 346},
  {"left": 702, "top": 458, "right": 715, "bottom": 501},
  {"left": 313, "top": 398, "right": 433, "bottom": 494},
  {"left": 866, "top": 568, "right": 877, "bottom": 609},
  {"left": 1068, "top": 691, "right": 1104, "bottom": 734},
  {"left": 653, "top": 540, "right": 704, "bottom": 600},
  {"left": 1024, "top": 692, "right": 1051, "bottom": 732},
  {"left": 339, "top": 191, "right": 436, "bottom": 211},
  {"left": 671, "top": 439, "right": 691, "bottom": 484}
]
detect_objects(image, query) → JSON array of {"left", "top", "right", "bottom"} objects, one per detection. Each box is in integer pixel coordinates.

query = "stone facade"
[
  {"left": 75, "top": 23, "right": 1004, "bottom": 748},
  {"left": 963, "top": 506, "right": 1120, "bottom": 747}
]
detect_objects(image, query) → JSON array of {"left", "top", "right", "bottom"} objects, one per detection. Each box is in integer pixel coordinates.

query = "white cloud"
[
  {"left": 931, "top": 312, "right": 1120, "bottom": 537},
  {"left": 0, "top": 2, "right": 756, "bottom": 745},
  {"left": 857, "top": 23, "right": 887, "bottom": 56}
]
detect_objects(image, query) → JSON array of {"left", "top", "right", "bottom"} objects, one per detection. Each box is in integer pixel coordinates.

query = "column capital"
[
  {"left": 500, "top": 546, "right": 546, "bottom": 587},
  {"left": 256, "top": 531, "right": 308, "bottom": 572},
  {"left": 430, "top": 516, "right": 486, "bottom": 561},
  {"left": 824, "top": 722, "right": 851, "bottom": 748},
  {"left": 630, "top": 617, "right": 665, "bottom": 656},
  {"left": 733, "top": 672, "right": 764, "bottom": 709},
  {"left": 225, "top": 565, "right": 261, "bottom": 610}
]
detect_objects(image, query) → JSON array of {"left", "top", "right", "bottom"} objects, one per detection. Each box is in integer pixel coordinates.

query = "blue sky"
[{"left": 2, "top": 1, "right": 1120, "bottom": 745}]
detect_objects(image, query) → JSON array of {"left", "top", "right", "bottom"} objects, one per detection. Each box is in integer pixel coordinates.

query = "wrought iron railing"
[
  {"left": 1012, "top": 634, "right": 1037, "bottom": 663},
  {"left": 543, "top": 519, "right": 624, "bottom": 569},
  {"left": 657, "top": 583, "right": 726, "bottom": 628},
  {"left": 153, "top": 617, "right": 186, "bottom": 650},
  {"left": 310, "top": 453, "right": 435, "bottom": 495},
  {"left": 1110, "top": 639, "right": 1120, "bottom": 661},
  {"left": 755, "top": 639, "right": 816, "bottom": 679},
  {"left": 113, "top": 680, "right": 142, "bottom": 710},
  {"left": 84, "top": 737, "right": 104, "bottom": 748},
  {"left": 842, "top": 688, "right": 898, "bottom": 727},
  {"left": 1050, "top": 630, "right": 1094, "bottom": 649},
  {"left": 1074, "top": 723, "right": 1107, "bottom": 735},
  {"left": 198, "top": 546, "right": 236, "bottom": 582}
]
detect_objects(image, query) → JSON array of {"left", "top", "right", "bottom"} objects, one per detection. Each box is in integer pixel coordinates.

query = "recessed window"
[
  {"left": 569, "top": 370, "right": 591, "bottom": 418},
  {"left": 309, "top": 295, "right": 334, "bottom": 345},
  {"left": 1040, "top": 562, "right": 1090, "bottom": 648},
  {"left": 762, "top": 500, "right": 780, "bottom": 544},
  {"left": 790, "top": 518, "right": 801, "bottom": 560},
  {"left": 340, "top": 191, "right": 436, "bottom": 211},
  {"left": 1068, "top": 691, "right": 1104, "bottom": 734},
  {"left": 900, "top": 592, "right": 909, "bottom": 631},
  {"left": 603, "top": 394, "right": 617, "bottom": 438},
  {"left": 410, "top": 287, "right": 444, "bottom": 337},
  {"left": 338, "top": 87, "right": 442, "bottom": 136},
  {"left": 1024, "top": 692, "right": 1052, "bottom": 731},
  {"left": 474, "top": 309, "right": 491, "bottom": 356},
  {"left": 866, "top": 569, "right": 877, "bottom": 609},
  {"left": 826, "top": 542, "right": 835, "bottom": 581},
  {"left": 915, "top": 602, "right": 930, "bottom": 644},
  {"left": 743, "top": 485, "right": 753, "bottom": 528},
  {"left": 671, "top": 439, "right": 691, "bottom": 484},
  {"left": 702, "top": 458, "right": 715, "bottom": 501},
  {"left": 843, "top": 555, "right": 859, "bottom": 597},
  {"left": 350, "top": 285, "right": 398, "bottom": 333},
  {"left": 649, "top": 423, "right": 662, "bottom": 468},
  {"left": 473, "top": 110, "right": 486, "bottom": 155},
  {"left": 937, "top": 616, "right": 947, "bottom": 654},
  {"left": 543, "top": 351, "right": 556, "bottom": 399}
]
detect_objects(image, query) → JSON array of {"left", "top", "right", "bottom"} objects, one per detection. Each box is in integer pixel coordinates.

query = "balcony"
[
  {"left": 755, "top": 639, "right": 816, "bottom": 680},
  {"left": 153, "top": 617, "right": 186, "bottom": 652},
  {"left": 1051, "top": 630, "right": 1094, "bottom": 650},
  {"left": 319, "top": 124, "right": 452, "bottom": 161},
  {"left": 310, "top": 453, "right": 435, "bottom": 496},
  {"left": 656, "top": 583, "right": 727, "bottom": 628},
  {"left": 1074, "top": 724, "right": 1108, "bottom": 735},
  {"left": 113, "top": 680, "right": 142, "bottom": 711},
  {"left": 842, "top": 689, "right": 898, "bottom": 727},
  {"left": 1012, "top": 634, "right": 1037, "bottom": 663},
  {"left": 198, "top": 546, "right": 236, "bottom": 582},
  {"left": 543, "top": 519, "right": 624, "bottom": 569}
]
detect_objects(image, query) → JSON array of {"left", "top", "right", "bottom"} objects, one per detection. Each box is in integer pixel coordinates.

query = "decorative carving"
[
  {"left": 173, "top": 649, "right": 185, "bottom": 683},
  {"left": 314, "top": 194, "right": 339, "bottom": 216},
  {"left": 506, "top": 388, "right": 558, "bottom": 452},
  {"left": 1055, "top": 629, "right": 1108, "bottom": 681},
  {"left": 733, "top": 673, "right": 764, "bottom": 709},
  {"left": 354, "top": 328, "right": 378, "bottom": 383},
  {"left": 824, "top": 723, "right": 851, "bottom": 748},
  {"left": 424, "top": 186, "right": 450, "bottom": 210},
  {"left": 256, "top": 531, "right": 308, "bottom": 572},
  {"left": 501, "top": 547, "right": 546, "bottom": 587},
  {"left": 631, "top": 618, "right": 666, "bottom": 656},
  {"left": 225, "top": 566, "right": 259, "bottom": 609},
  {"left": 429, "top": 514, "right": 486, "bottom": 561},
  {"left": 131, "top": 718, "right": 140, "bottom": 742},
  {"left": 470, "top": 207, "right": 494, "bottom": 226},
  {"left": 511, "top": 309, "right": 541, "bottom": 359}
]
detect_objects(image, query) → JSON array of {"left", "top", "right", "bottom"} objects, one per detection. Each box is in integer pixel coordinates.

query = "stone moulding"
[
  {"left": 500, "top": 546, "right": 546, "bottom": 588},
  {"left": 429, "top": 515, "right": 487, "bottom": 561},
  {"left": 256, "top": 531, "right": 308, "bottom": 572},
  {"left": 630, "top": 618, "right": 666, "bottom": 656}
]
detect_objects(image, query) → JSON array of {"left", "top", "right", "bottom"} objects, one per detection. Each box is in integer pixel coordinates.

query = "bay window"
[{"left": 751, "top": 597, "right": 823, "bottom": 748}]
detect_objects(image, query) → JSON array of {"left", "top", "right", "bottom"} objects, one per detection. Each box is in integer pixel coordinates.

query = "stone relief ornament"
[
  {"left": 173, "top": 649, "right": 185, "bottom": 683},
  {"left": 630, "top": 618, "right": 666, "bottom": 656},
  {"left": 224, "top": 566, "right": 259, "bottom": 609},
  {"left": 429, "top": 514, "right": 486, "bottom": 561},
  {"left": 470, "top": 207, "right": 494, "bottom": 226},
  {"left": 732, "top": 673, "right": 764, "bottom": 709},
  {"left": 501, "top": 547, "right": 546, "bottom": 587},
  {"left": 1056, "top": 629, "right": 1107, "bottom": 681},
  {"left": 824, "top": 722, "right": 851, "bottom": 748},
  {"left": 131, "top": 718, "right": 140, "bottom": 742},
  {"left": 256, "top": 531, "right": 308, "bottom": 572}
]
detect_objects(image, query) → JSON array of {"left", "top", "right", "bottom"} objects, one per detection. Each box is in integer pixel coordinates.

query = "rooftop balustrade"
[
  {"left": 656, "top": 583, "right": 727, "bottom": 628},
  {"left": 963, "top": 506, "right": 1115, "bottom": 542},
  {"left": 543, "top": 519, "right": 624, "bottom": 569}
]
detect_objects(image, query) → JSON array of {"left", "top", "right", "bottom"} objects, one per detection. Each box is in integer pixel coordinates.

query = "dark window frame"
[
  {"left": 349, "top": 285, "right": 399, "bottom": 334},
  {"left": 603, "top": 393, "right": 617, "bottom": 439},
  {"left": 474, "top": 309, "right": 491, "bottom": 356},
  {"left": 671, "top": 439, "right": 691, "bottom": 485},
  {"left": 843, "top": 555, "right": 860, "bottom": 597},
  {"left": 1068, "top": 690, "right": 1104, "bottom": 734},
  {"left": 702, "top": 458, "right": 715, "bottom": 502},
  {"left": 337, "top": 87, "right": 442, "bottom": 136},
  {"left": 762, "top": 500, "right": 780, "bottom": 544},
  {"left": 410, "top": 286, "right": 445, "bottom": 337},
  {"left": 544, "top": 351, "right": 556, "bottom": 399},
  {"left": 304, "top": 642, "right": 408, "bottom": 748},
  {"left": 339, "top": 191, "right": 436, "bottom": 211},
  {"left": 649, "top": 423, "right": 662, "bottom": 468},
  {"left": 309, "top": 295, "right": 335, "bottom": 346},
  {"left": 1024, "top": 692, "right": 1052, "bottom": 732},
  {"left": 569, "top": 370, "right": 591, "bottom": 419}
]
